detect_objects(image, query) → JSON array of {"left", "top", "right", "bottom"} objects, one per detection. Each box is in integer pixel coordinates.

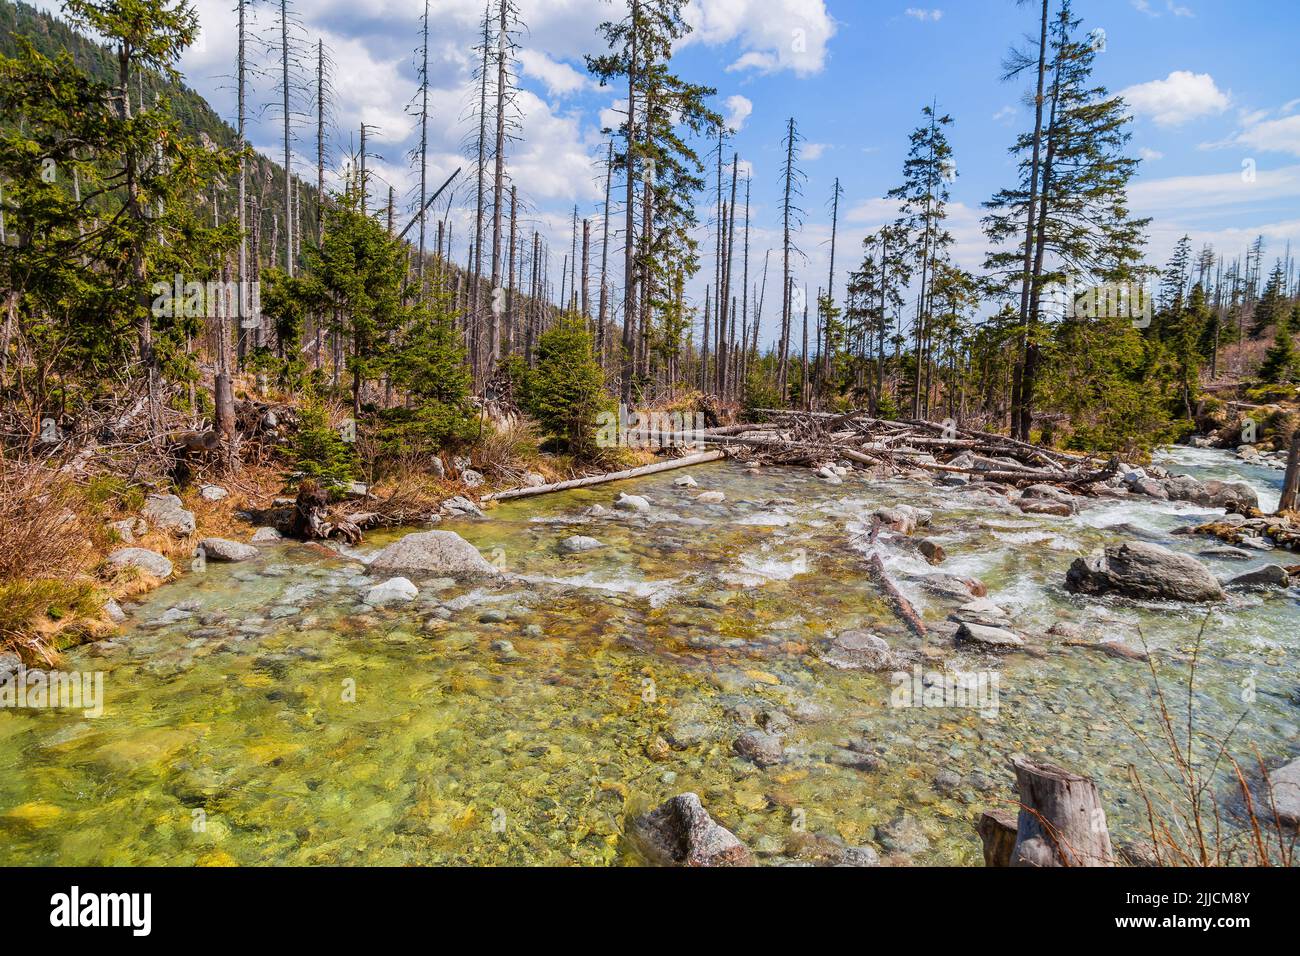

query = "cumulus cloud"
[
  {"left": 690, "top": 0, "right": 837, "bottom": 77},
  {"left": 725, "top": 95, "right": 754, "bottom": 132},
  {"left": 1121, "top": 71, "right": 1230, "bottom": 127}
]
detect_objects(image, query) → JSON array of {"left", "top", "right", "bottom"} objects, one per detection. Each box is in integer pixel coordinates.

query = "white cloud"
[
  {"left": 904, "top": 8, "right": 943, "bottom": 22},
  {"left": 1129, "top": 164, "right": 1300, "bottom": 213},
  {"left": 1121, "top": 71, "right": 1231, "bottom": 127},
  {"left": 725, "top": 95, "right": 754, "bottom": 132},
  {"left": 1131, "top": 0, "right": 1195, "bottom": 17},
  {"left": 804, "top": 143, "right": 830, "bottom": 161},
  {"left": 992, "top": 105, "right": 1017, "bottom": 124},
  {"left": 517, "top": 49, "right": 592, "bottom": 98},
  {"left": 690, "top": 0, "right": 837, "bottom": 77},
  {"left": 1138, "top": 147, "right": 1164, "bottom": 161},
  {"left": 1231, "top": 115, "right": 1300, "bottom": 158}
]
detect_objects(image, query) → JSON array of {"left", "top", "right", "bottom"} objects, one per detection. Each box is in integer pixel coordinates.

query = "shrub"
[{"left": 291, "top": 400, "right": 357, "bottom": 492}]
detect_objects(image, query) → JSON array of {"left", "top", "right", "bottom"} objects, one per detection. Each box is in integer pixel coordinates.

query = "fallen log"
[
  {"left": 1010, "top": 756, "right": 1114, "bottom": 867},
  {"left": 865, "top": 553, "right": 928, "bottom": 640},
  {"left": 481, "top": 450, "right": 728, "bottom": 503}
]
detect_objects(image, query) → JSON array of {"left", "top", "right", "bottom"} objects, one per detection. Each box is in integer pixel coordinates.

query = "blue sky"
[{"left": 29, "top": 0, "right": 1300, "bottom": 337}]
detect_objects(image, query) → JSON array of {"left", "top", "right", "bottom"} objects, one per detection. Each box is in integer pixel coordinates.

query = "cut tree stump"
[
  {"left": 1279, "top": 433, "right": 1300, "bottom": 515},
  {"left": 977, "top": 808, "right": 1019, "bottom": 867},
  {"left": 1010, "top": 756, "right": 1114, "bottom": 867}
]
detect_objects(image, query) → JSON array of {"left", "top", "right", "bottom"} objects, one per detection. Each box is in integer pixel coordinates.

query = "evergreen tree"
[
  {"left": 523, "top": 316, "right": 608, "bottom": 458},
  {"left": 1251, "top": 262, "right": 1287, "bottom": 337},
  {"left": 1259, "top": 326, "right": 1297, "bottom": 385}
]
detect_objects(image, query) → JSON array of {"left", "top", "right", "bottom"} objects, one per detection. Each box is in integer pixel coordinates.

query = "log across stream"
[{"left": 0, "top": 448, "right": 1294, "bottom": 866}]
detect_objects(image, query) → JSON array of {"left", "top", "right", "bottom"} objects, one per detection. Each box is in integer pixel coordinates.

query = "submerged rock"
[
  {"left": 876, "top": 815, "right": 930, "bottom": 856},
  {"left": 559, "top": 535, "right": 605, "bottom": 554},
  {"left": 821, "top": 631, "right": 899, "bottom": 672},
  {"left": 631, "top": 793, "right": 753, "bottom": 867},
  {"left": 1065, "top": 541, "right": 1226, "bottom": 604},
  {"left": 106, "top": 548, "right": 173, "bottom": 579},
  {"left": 199, "top": 538, "right": 259, "bottom": 563},
  {"left": 674, "top": 475, "right": 699, "bottom": 488},
  {"left": 733, "top": 730, "right": 785, "bottom": 767},
  {"left": 696, "top": 491, "right": 726, "bottom": 504},
  {"left": 366, "top": 531, "right": 498, "bottom": 580}
]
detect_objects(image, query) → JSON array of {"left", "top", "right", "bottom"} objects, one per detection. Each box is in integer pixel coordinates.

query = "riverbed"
[{"left": 0, "top": 447, "right": 1294, "bottom": 865}]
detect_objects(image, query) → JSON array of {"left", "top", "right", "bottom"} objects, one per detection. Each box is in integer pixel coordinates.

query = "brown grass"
[{"left": 0, "top": 457, "right": 107, "bottom": 662}]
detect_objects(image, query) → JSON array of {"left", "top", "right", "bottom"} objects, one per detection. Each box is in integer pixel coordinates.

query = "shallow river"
[{"left": 0, "top": 448, "right": 1295, "bottom": 865}]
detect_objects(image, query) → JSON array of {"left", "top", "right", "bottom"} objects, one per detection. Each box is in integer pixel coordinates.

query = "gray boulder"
[
  {"left": 251, "top": 527, "right": 283, "bottom": 543},
  {"left": 1066, "top": 541, "right": 1226, "bottom": 603},
  {"left": 1268, "top": 759, "right": 1300, "bottom": 825},
  {"left": 956, "top": 621, "right": 1024, "bottom": 650},
  {"left": 440, "top": 496, "right": 486, "bottom": 519},
  {"left": 106, "top": 548, "right": 174, "bottom": 578},
  {"left": 366, "top": 531, "right": 498, "bottom": 580},
  {"left": 141, "top": 494, "right": 196, "bottom": 536},
  {"left": 1226, "top": 564, "right": 1292, "bottom": 592},
  {"left": 631, "top": 793, "right": 753, "bottom": 867},
  {"left": 198, "top": 538, "right": 259, "bottom": 563}
]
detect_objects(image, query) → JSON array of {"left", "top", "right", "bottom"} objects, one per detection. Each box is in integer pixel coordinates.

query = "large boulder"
[
  {"left": 366, "top": 531, "right": 498, "bottom": 580},
  {"left": 106, "top": 548, "right": 174, "bottom": 579},
  {"left": 141, "top": 494, "right": 196, "bottom": 536},
  {"left": 630, "top": 793, "right": 753, "bottom": 867},
  {"left": 198, "top": 538, "right": 259, "bottom": 563},
  {"left": 1065, "top": 541, "right": 1226, "bottom": 603}
]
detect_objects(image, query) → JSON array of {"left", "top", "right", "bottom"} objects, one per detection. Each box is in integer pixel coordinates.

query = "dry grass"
[
  {"left": 0, "top": 457, "right": 107, "bottom": 662},
  {"left": 1117, "top": 614, "right": 1297, "bottom": 867}
]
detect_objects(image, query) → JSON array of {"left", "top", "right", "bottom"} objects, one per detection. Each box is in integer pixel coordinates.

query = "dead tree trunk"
[
  {"left": 1279, "top": 432, "right": 1300, "bottom": 514},
  {"left": 1010, "top": 756, "right": 1113, "bottom": 867},
  {"left": 977, "top": 809, "right": 1018, "bottom": 867}
]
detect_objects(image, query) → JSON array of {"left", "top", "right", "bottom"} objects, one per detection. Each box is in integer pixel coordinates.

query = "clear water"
[{"left": 0, "top": 449, "right": 1295, "bottom": 866}]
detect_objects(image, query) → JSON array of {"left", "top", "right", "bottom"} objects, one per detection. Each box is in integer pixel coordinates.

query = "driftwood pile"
[{"left": 672, "top": 410, "right": 1120, "bottom": 491}]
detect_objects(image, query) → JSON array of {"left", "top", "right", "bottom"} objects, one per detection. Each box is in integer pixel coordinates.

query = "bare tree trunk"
[
  {"left": 416, "top": 1, "right": 430, "bottom": 289},
  {"left": 280, "top": 0, "right": 294, "bottom": 276},
  {"left": 1012, "top": 0, "right": 1051, "bottom": 441},
  {"left": 488, "top": 0, "right": 510, "bottom": 370},
  {"left": 620, "top": 0, "right": 640, "bottom": 404},
  {"left": 506, "top": 185, "right": 517, "bottom": 354},
  {"left": 581, "top": 218, "right": 591, "bottom": 327},
  {"left": 1279, "top": 432, "right": 1300, "bottom": 514},
  {"left": 598, "top": 140, "right": 613, "bottom": 365}
]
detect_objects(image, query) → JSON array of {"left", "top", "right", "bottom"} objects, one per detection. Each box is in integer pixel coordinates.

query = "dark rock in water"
[
  {"left": 783, "top": 831, "right": 880, "bottom": 867},
  {"left": 933, "top": 769, "right": 964, "bottom": 794},
  {"left": 918, "top": 539, "right": 946, "bottom": 565},
  {"left": 1017, "top": 499, "right": 1073, "bottom": 518},
  {"left": 827, "top": 747, "right": 882, "bottom": 772},
  {"left": 1065, "top": 541, "right": 1226, "bottom": 604},
  {"left": 733, "top": 730, "right": 785, "bottom": 768},
  {"left": 1226, "top": 564, "right": 1292, "bottom": 592},
  {"left": 876, "top": 815, "right": 930, "bottom": 855},
  {"left": 631, "top": 793, "right": 753, "bottom": 867}
]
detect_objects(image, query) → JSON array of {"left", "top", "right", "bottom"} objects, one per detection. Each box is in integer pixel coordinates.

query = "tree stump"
[
  {"left": 1010, "top": 756, "right": 1114, "bottom": 867},
  {"left": 977, "top": 808, "right": 1018, "bottom": 867},
  {"left": 290, "top": 482, "right": 362, "bottom": 545}
]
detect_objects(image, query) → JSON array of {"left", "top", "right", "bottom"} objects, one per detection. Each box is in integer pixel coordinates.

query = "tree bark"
[
  {"left": 1279, "top": 432, "right": 1300, "bottom": 514},
  {"left": 1011, "top": 756, "right": 1113, "bottom": 867}
]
